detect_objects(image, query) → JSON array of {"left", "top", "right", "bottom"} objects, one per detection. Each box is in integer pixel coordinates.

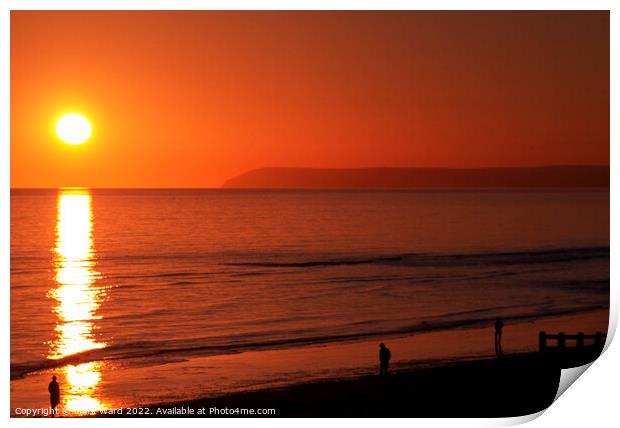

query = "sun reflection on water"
[{"left": 48, "top": 189, "right": 108, "bottom": 412}]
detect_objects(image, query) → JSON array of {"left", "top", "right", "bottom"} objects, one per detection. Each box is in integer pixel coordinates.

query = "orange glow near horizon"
[
  {"left": 48, "top": 189, "right": 108, "bottom": 412},
  {"left": 10, "top": 11, "right": 609, "bottom": 188}
]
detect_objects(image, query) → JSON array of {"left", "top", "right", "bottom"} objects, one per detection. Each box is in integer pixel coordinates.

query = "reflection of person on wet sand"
[
  {"left": 494, "top": 318, "right": 504, "bottom": 355},
  {"left": 48, "top": 375, "right": 60, "bottom": 417},
  {"left": 379, "top": 343, "right": 391, "bottom": 376}
]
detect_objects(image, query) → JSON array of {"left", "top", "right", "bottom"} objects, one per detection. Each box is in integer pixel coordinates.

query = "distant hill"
[{"left": 222, "top": 166, "right": 609, "bottom": 189}]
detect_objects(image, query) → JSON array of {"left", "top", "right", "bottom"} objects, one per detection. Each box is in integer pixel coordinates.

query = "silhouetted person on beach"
[
  {"left": 48, "top": 375, "right": 60, "bottom": 417},
  {"left": 379, "top": 343, "right": 391, "bottom": 376},
  {"left": 494, "top": 318, "right": 504, "bottom": 356}
]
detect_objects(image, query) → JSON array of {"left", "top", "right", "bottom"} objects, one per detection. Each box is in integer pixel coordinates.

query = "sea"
[{"left": 10, "top": 188, "right": 609, "bottom": 414}]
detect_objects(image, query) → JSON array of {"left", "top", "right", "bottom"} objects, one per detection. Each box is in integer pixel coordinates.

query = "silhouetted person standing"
[
  {"left": 379, "top": 343, "right": 391, "bottom": 376},
  {"left": 494, "top": 318, "right": 504, "bottom": 356},
  {"left": 48, "top": 375, "right": 60, "bottom": 417}
]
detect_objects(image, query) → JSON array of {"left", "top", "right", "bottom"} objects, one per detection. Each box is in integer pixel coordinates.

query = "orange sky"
[{"left": 11, "top": 11, "right": 609, "bottom": 188}]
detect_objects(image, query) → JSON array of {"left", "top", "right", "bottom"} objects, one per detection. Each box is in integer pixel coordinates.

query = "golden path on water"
[{"left": 48, "top": 189, "right": 108, "bottom": 413}]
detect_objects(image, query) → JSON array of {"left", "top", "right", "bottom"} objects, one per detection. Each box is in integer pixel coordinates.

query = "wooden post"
[
  {"left": 539, "top": 331, "right": 547, "bottom": 352},
  {"left": 558, "top": 332, "right": 566, "bottom": 349},
  {"left": 595, "top": 332, "right": 603, "bottom": 347},
  {"left": 576, "top": 333, "right": 584, "bottom": 348}
]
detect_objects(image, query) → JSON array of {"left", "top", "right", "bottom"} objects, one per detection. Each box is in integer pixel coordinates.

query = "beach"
[
  {"left": 11, "top": 307, "right": 607, "bottom": 417},
  {"left": 97, "top": 308, "right": 608, "bottom": 418},
  {"left": 136, "top": 353, "right": 560, "bottom": 418},
  {"left": 112, "top": 310, "right": 606, "bottom": 418}
]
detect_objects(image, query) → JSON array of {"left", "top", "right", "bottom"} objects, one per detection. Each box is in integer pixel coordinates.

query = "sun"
[{"left": 56, "top": 113, "right": 92, "bottom": 145}]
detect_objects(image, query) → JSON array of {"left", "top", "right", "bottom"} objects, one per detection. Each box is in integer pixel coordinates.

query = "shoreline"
[
  {"left": 10, "top": 303, "right": 608, "bottom": 382},
  {"left": 126, "top": 307, "right": 609, "bottom": 417},
  {"left": 11, "top": 308, "right": 609, "bottom": 417},
  {"left": 101, "top": 352, "right": 563, "bottom": 418}
]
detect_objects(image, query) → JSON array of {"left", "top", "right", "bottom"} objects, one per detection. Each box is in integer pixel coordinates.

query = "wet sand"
[
  {"left": 115, "top": 353, "right": 563, "bottom": 417},
  {"left": 96, "top": 309, "right": 607, "bottom": 418},
  {"left": 12, "top": 308, "right": 608, "bottom": 417}
]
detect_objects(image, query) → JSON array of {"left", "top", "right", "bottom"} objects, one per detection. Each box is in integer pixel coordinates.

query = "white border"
[{"left": 3, "top": 2, "right": 617, "bottom": 428}]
